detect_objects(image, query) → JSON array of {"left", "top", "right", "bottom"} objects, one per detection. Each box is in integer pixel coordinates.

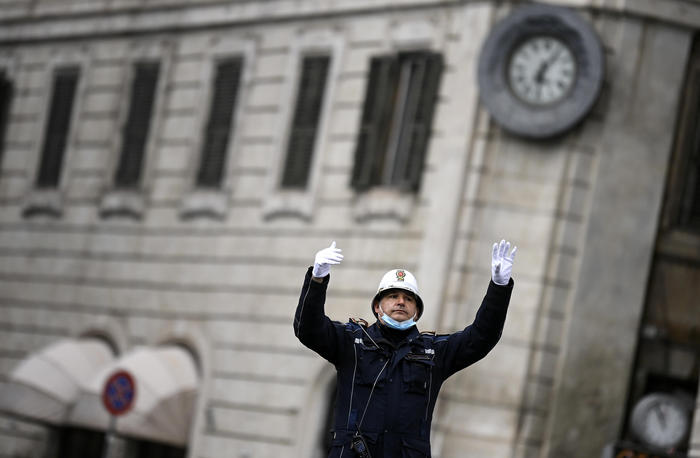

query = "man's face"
[{"left": 374, "top": 289, "right": 418, "bottom": 322}]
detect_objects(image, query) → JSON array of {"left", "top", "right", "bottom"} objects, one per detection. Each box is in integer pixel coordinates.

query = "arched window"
[
  {"left": 320, "top": 378, "right": 337, "bottom": 455},
  {"left": 295, "top": 367, "right": 337, "bottom": 458}
]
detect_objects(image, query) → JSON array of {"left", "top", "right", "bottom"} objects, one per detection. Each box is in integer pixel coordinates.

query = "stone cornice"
[{"left": 0, "top": 0, "right": 699, "bottom": 45}]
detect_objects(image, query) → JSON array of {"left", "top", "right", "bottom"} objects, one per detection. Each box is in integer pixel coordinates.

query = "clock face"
[
  {"left": 639, "top": 398, "right": 688, "bottom": 448},
  {"left": 507, "top": 36, "right": 577, "bottom": 106},
  {"left": 477, "top": 4, "right": 605, "bottom": 138},
  {"left": 630, "top": 393, "right": 691, "bottom": 451}
]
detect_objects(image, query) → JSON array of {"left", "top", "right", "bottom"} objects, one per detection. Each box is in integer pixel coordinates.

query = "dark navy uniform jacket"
[{"left": 293, "top": 267, "right": 513, "bottom": 458}]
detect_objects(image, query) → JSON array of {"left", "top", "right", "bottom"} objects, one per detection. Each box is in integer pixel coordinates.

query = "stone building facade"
[{"left": 0, "top": 0, "right": 698, "bottom": 457}]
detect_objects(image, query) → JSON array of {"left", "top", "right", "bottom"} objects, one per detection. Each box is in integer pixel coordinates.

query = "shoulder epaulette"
[
  {"left": 349, "top": 317, "right": 369, "bottom": 328},
  {"left": 420, "top": 331, "right": 450, "bottom": 343}
]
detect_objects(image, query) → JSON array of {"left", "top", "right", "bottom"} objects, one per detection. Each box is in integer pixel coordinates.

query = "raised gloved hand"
[
  {"left": 312, "top": 241, "right": 344, "bottom": 278},
  {"left": 492, "top": 239, "right": 517, "bottom": 285}
]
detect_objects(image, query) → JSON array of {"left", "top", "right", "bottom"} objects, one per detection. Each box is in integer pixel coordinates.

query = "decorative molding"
[
  {"left": 78, "top": 317, "right": 130, "bottom": 356},
  {"left": 352, "top": 188, "right": 415, "bottom": 223},
  {"left": 390, "top": 17, "right": 439, "bottom": 50},
  {"left": 263, "top": 190, "right": 314, "bottom": 221},
  {"left": 22, "top": 189, "right": 63, "bottom": 218},
  {"left": 2, "top": 0, "right": 700, "bottom": 45},
  {"left": 99, "top": 189, "right": 144, "bottom": 219},
  {"left": 180, "top": 189, "right": 228, "bottom": 220}
]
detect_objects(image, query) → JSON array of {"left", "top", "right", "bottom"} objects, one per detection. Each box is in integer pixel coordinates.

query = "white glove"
[
  {"left": 492, "top": 239, "right": 517, "bottom": 285},
  {"left": 312, "top": 241, "right": 344, "bottom": 278}
]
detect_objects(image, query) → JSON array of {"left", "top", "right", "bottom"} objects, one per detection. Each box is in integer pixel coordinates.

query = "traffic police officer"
[{"left": 293, "top": 240, "right": 516, "bottom": 457}]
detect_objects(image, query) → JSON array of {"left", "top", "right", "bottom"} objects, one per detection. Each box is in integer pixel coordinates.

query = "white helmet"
[{"left": 371, "top": 269, "right": 424, "bottom": 320}]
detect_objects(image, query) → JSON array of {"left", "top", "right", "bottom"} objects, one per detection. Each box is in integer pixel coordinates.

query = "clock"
[
  {"left": 508, "top": 36, "right": 577, "bottom": 105},
  {"left": 629, "top": 392, "right": 692, "bottom": 452},
  {"left": 477, "top": 4, "right": 605, "bottom": 138}
]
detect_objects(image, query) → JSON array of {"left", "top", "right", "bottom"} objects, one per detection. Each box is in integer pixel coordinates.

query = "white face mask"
[{"left": 378, "top": 304, "right": 417, "bottom": 330}]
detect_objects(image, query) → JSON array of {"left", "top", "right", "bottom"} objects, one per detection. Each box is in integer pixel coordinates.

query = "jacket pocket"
[
  {"left": 357, "top": 346, "right": 388, "bottom": 386},
  {"left": 402, "top": 356, "right": 434, "bottom": 394}
]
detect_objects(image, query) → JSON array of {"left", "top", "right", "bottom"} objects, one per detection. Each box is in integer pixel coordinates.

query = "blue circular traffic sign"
[{"left": 102, "top": 370, "right": 136, "bottom": 416}]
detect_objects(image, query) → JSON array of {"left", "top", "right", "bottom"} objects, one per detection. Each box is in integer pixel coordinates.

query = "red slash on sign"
[{"left": 102, "top": 370, "right": 136, "bottom": 416}]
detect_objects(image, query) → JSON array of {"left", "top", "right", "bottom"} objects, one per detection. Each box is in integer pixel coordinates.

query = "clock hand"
[
  {"left": 536, "top": 47, "right": 563, "bottom": 84},
  {"left": 654, "top": 403, "right": 666, "bottom": 429},
  {"left": 535, "top": 61, "right": 548, "bottom": 85},
  {"left": 546, "top": 47, "right": 563, "bottom": 66}
]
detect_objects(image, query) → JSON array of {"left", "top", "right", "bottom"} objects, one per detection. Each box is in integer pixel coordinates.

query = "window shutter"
[
  {"left": 674, "top": 47, "right": 700, "bottom": 230},
  {"left": 351, "top": 55, "right": 399, "bottom": 191},
  {"left": 0, "top": 73, "right": 12, "bottom": 165},
  {"left": 115, "top": 62, "right": 159, "bottom": 188},
  {"left": 690, "top": 163, "right": 700, "bottom": 227},
  {"left": 393, "top": 52, "right": 443, "bottom": 192},
  {"left": 197, "top": 58, "right": 243, "bottom": 188},
  {"left": 36, "top": 67, "right": 79, "bottom": 188},
  {"left": 281, "top": 55, "right": 331, "bottom": 188},
  {"left": 682, "top": 69, "right": 700, "bottom": 228}
]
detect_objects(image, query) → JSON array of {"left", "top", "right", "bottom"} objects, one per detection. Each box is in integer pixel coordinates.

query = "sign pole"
[
  {"left": 101, "top": 415, "right": 116, "bottom": 458},
  {"left": 100, "top": 370, "right": 137, "bottom": 458}
]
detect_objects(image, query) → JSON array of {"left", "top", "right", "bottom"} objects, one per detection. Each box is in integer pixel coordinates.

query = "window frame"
[
  {"left": 621, "top": 35, "right": 700, "bottom": 454},
  {"left": 113, "top": 60, "right": 161, "bottom": 190},
  {"left": 262, "top": 28, "right": 344, "bottom": 221},
  {"left": 23, "top": 49, "right": 88, "bottom": 219},
  {"left": 349, "top": 50, "right": 443, "bottom": 224},
  {"left": 658, "top": 34, "right": 700, "bottom": 255},
  {"left": 180, "top": 36, "right": 255, "bottom": 220},
  {"left": 0, "top": 69, "right": 13, "bottom": 172},
  {"left": 293, "top": 366, "right": 337, "bottom": 457},
  {"left": 351, "top": 50, "right": 443, "bottom": 193},
  {"left": 347, "top": 17, "right": 444, "bottom": 224},
  {"left": 100, "top": 40, "right": 171, "bottom": 220},
  {"left": 35, "top": 66, "right": 80, "bottom": 189},
  {"left": 279, "top": 53, "right": 332, "bottom": 189},
  {"left": 195, "top": 56, "right": 244, "bottom": 189}
]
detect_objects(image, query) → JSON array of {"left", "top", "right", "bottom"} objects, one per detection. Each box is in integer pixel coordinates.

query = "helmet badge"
[{"left": 396, "top": 270, "right": 406, "bottom": 281}]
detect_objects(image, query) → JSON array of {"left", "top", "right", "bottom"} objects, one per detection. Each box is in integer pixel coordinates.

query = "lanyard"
[{"left": 356, "top": 358, "right": 389, "bottom": 434}]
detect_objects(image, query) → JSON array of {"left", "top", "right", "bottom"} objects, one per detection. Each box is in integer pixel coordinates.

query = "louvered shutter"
[
  {"left": 36, "top": 67, "right": 79, "bottom": 188},
  {"left": 392, "top": 52, "right": 443, "bottom": 192},
  {"left": 684, "top": 68, "right": 700, "bottom": 228},
  {"left": 351, "top": 55, "right": 399, "bottom": 191},
  {"left": 0, "top": 73, "right": 12, "bottom": 165},
  {"left": 281, "top": 55, "right": 330, "bottom": 188},
  {"left": 115, "top": 62, "right": 159, "bottom": 188},
  {"left": 197, "top": 58, "right": 243, "bottom": 188}
]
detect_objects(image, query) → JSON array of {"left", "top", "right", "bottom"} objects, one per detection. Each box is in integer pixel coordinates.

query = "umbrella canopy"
[
  {"left": 0, "top": 338, "right": 115, "bottom": 424},
  {"left": 69, "top": 345, "right": 198, "bottom": 446}
]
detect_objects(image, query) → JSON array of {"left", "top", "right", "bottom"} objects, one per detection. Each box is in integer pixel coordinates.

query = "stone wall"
[{"left": 0, "top": 1, "right": 698, "bottom": 457}]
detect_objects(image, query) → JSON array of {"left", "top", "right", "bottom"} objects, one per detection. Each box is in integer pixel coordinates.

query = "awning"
[
  {"left": 69, "top": 346, "right": 198, "bottom": 446},
  {"left": 0, "top": 338, "right": 115, "bottom": 424}
]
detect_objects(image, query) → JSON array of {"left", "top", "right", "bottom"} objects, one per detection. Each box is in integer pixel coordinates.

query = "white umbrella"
[
  {"left": 68, "top": 345, "right": 198, "bottom": 446},
  {"left": 0, "top": 338, "right": 115, "bottom": 424}
]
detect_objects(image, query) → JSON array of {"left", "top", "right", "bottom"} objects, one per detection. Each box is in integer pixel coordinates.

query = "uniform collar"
[{"left": 367, "top": 321, "right": 420, "bottom": 349}]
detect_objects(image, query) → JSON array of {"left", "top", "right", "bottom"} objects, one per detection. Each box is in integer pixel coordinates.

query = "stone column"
[{"left": 543, "top": 20, "right": 691, "bottom": 458}]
